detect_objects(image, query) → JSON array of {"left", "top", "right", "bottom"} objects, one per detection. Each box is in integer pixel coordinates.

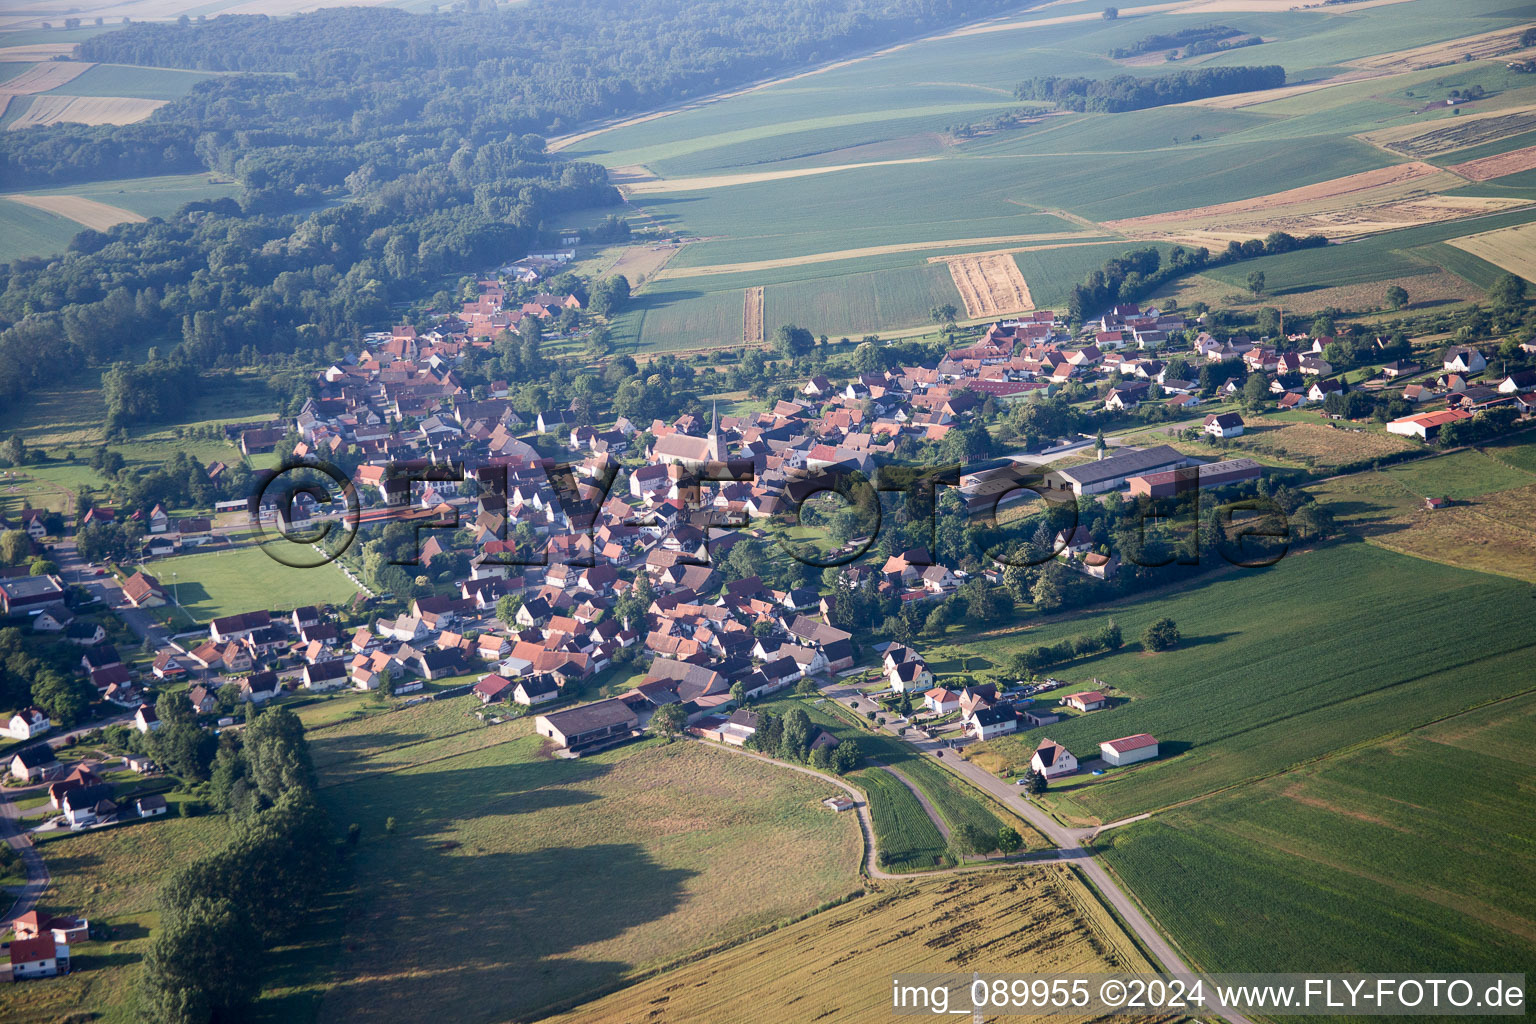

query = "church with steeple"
[{"left": 650, "top": 399, "right": 727, "bottom": 471}]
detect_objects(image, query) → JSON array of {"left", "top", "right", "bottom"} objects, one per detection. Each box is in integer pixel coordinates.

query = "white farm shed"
[{"left": 1100, "top": 733, "right": 1159, "bottom": 767}]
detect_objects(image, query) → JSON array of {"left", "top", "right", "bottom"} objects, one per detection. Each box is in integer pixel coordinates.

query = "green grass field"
[
  {"left": 302, "top": 725, "right": 862, "bottom": 1023},
  {"left": 1101, "top": 691, "right": 1536, "bottom": 979},
  {"left": 1383, "top": 447, "right": 1536, "bottom": 500},
  {"left": 150, "top": 545, "right": 362, "bottom": 624},
  {"left": 0, "top": 814, "right": 231, "bottom": 1024},
  {"left": 954, "top": 541, "right": 1536, "bottom": 823}
]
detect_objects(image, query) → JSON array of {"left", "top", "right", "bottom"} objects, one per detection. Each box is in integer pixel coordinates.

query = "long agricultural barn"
[
  {"left": 1100, "top": 733, "right": 1159, "bottom": 767},
  {"left": 1044, "top": 445, "right": 1189, "bottom": 496},
  {"left": 1127, "top": 458, "right": 1264, "bottom": 498}
]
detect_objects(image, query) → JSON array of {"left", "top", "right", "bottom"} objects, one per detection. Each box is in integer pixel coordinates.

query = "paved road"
[
  {"left": 821, "top": 682, "right": 1255, "bottom": 1024},
  {"left": 0, "top": 783, "right": 51, "bottom": 927}
]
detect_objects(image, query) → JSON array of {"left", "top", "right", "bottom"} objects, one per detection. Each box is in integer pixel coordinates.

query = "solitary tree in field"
[
  {"left": 1247, "top": 270, "right": 1267, "bottom": 298},
  {"left": 930, "top": 303, "right": 959, "bottom": 326},
  {"left": 1385, "top": 285, "right": 1409, "bottom": 310},
  {"left": 1102, "top": 6, "right": 1119, "bottom": 19},
  {"left": 1142, "top": 617, "right": 1181, "bottom": 652}
]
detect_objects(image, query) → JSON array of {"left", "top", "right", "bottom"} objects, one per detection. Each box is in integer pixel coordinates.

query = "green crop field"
[
  {"left": 755, "top": 694, "right": 1018, "bottom": 851},
  {"left": 854, "top": 766, "right": 948, "bottom": 871},
  {"left": 304, "top": 729, "right": 862, "bottom": 1023},
  {"left": 611, "top": 284, "right": 744, "bottom": 352},
  {"left": 762, "top": 263, "right": 963, "bottom": 337},
  {"left": 0, "top": 197, "right": 83, "bottom": 263},
  {"left": 572, "top": 0, "right": 1536, "bottom": 349},
  {"left": 950, "top": 542, "right": 1536, "bottom": 823},
  {"left": 1101, "top": 691, "right": 1536, "bottom": 979},
  {"left": 45, "top": 63, "right": 216, "bottom": 100},
  {"left": 149, "top": 545, "right": 363, "bottom": 624}
]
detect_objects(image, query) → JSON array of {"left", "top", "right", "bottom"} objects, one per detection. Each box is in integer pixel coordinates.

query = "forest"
[
  {"left": 1014, "top": 66, "right": 1285, "bottom": 111},
  {"left": 0, "top": 0, "right": 1030, "bottom": 407}
]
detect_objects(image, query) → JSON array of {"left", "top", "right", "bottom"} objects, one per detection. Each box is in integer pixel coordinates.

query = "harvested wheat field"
[
  {"left": 0, "top": 44, "right": 75, "bottom": 62},
  {"left": 742, "top": 285, "right": 765, "bottom": 344},
  {"left": 1447, "top": 144, "right": 1536, "bottom": 183},
  {"left": 536, "top": 868, "right": 1166, "bottom": 1024},
  {"left": 0, "top": 60, "right": 93, "bottom": 93},
  {"left": 1103, "top": 162, "right": 1526, "bottom": 242},
  {"left": 606, "top": 242, "right": 680, "bottom": 288},
  {"left": 658, "top": 232, "right": 1092, "bottom": 280},
  {"left": 1448, "top": 221, "right": 1536, "bottom": 284},
  {"left": 2, "top": 193, "right": 146, "bottom": 231},
  {"left": 619, "top": 157, "right": 938, "bottom": 194},
  {"left": 7, "top": 94, "right": 167, "bottom": 129},
  {"left": 944, "top": 252, "right": 1033, "bottom": 317},
  {"left": 1349, "top": 26, "right": 1533, "bottom": 72},
  {"left": 1359, "top": 105, "right": 1536, "bottom": 158}
]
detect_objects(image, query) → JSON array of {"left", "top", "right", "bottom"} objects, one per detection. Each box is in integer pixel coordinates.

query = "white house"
[
  {"left": 133, "top": 703, "right": 160, "bottom": 734},
  {"left": 1442, "top": 346, "right": 1486, "bottom": 375},
  {"left": 1, "top": 707, "right": 50, "bottom": 741},
  {"left": 1061, "top": 690, "right": 1107, "bottom": 712},
  {"left": 7, "top": 936, "right": 67, "bottom": 980},
  {"left": 1203, "top": 412, "right": 1244, "bottom": 439},
  {"left": 965, "top": 705, "right": 1018, "bottom": 740},
  {"left": 923, "top": 687, "right": 960, "bottom": 714},
  {"left": 1031, "top": 738, "right": 1078, "bottom": 779}
]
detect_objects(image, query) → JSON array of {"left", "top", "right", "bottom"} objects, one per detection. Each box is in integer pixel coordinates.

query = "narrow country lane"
[{"left": 819, "top": 680, "right": 1256, "bottom": 1024}]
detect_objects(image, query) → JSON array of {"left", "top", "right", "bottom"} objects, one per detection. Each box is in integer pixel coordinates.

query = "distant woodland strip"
[{"left": 1014, "top": 66, "right": 1285, "bottom": 112}]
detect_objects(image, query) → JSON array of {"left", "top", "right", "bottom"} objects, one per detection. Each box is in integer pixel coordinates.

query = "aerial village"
[{"left": 3, "top": 268, "right": 1534, "bottom": 983}]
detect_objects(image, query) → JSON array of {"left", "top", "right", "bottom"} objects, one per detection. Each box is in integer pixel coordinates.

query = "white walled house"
[
  {"left": 1031, "top": 738, "right": 1078, "bottom": 779},
  {"left": 1, "top": 707, "right": 50, "bottom": 741},
  {"left": 965, "top": 706, "right": 1018, "bottom": 741}
]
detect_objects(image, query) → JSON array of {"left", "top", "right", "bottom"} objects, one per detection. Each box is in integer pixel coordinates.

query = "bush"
[{"left": 1142, "top": 617, "right": 1181, "bottom": 652}]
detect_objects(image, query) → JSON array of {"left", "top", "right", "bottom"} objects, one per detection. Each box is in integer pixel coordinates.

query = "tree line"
[
  {"left": 139, "top": 705, "right": 334, "bottom": 1024},
  {"left": 1014, "top": 66, "right": 1285, "bottom": 112},
  {"left": 1065, "top": 232, "right": 1326, "bottom": 323}
]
